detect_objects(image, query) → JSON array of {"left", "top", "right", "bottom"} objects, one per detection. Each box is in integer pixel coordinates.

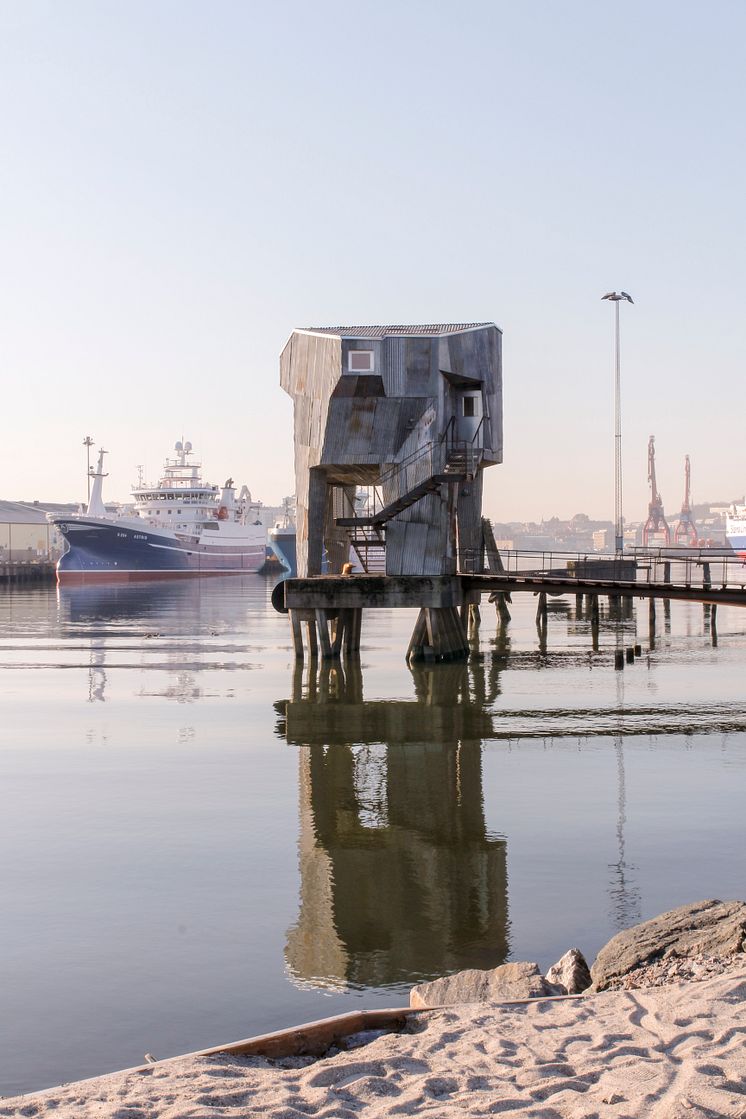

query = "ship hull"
[
  {"left": 268, "top": 527, "right": 297, "bottom": 577},
  {"left": 726, "top": 534, "right": 746, "bottom": 558},
  {"left": 726, "top": 508, "right": 746, "bottom": 558},
  {"left": 55, "top": 519, "right": 266, "bottom": 583}
]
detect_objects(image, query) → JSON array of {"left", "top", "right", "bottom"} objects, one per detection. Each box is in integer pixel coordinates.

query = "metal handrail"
[{"left": 457, "top": 545, "right": 746, "bottom": 586}]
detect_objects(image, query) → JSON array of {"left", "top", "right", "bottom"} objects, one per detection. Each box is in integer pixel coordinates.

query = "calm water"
[{"left": 1, "top": 577, "right": 746, "bottom": 1096}]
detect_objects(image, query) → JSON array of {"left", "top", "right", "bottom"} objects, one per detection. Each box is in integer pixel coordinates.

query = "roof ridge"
[{"left": 299, "top": 323, "right": 495, "bottom": 338}]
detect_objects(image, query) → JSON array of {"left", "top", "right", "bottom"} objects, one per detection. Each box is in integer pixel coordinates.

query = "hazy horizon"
[{"left": 2, "top": 1, "right": 744, "bottom": 522}]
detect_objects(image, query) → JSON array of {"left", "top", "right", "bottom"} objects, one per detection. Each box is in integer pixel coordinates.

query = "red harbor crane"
[
  {"left": 642, "top": 435, "right": 671, "bottom": 546},
  {"left": 674, "top": 454, "right": 698, "bottom": 546}
]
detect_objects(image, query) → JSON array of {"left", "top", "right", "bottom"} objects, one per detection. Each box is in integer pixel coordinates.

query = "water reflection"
[
  {"left": 278, "top": 659, "right": 509, "bottom": 991},
  {"left": 608, "top": 737, "right": 641, "bottom": 930},
  {"left": 56, "top": 580, "right": 209, "bottom": 631},
  {"left": 53, "top": 581, "right": 255, "bottom": 711},
  {"left": 87, "top": 641, "right": 107, "bottom": 702}
]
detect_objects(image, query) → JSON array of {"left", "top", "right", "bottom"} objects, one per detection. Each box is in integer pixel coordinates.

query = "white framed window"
[{"left": 348, "top": 349, "right": 375, "bottom": 373}]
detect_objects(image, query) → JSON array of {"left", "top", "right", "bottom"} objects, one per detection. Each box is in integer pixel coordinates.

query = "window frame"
[{"left": 347, "top": 349, "right": 375, "bottom": 373}]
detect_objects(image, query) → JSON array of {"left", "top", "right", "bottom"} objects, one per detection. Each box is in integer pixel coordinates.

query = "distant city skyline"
[{"left": 1, "top": 1, "right": 744, "bottom": 521}]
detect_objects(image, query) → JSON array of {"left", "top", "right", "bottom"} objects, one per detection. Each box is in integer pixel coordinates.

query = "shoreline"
[{"left": 3, "top": 968, "right": 746, "bottom": 1117}]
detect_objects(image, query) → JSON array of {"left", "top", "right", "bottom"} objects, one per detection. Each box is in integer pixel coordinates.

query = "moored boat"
[
  {"left": 268, "top": 497, "right": 297, "bottom": 577},
  {"left": 52, "top": 441, "right": 267, "bottom": 583},
  {"left": 726, "top": 503, "right": 746, "bottom": 558}
]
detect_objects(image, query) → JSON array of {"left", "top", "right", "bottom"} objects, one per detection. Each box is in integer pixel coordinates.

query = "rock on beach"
[
  {"left": 409, "top": 960, "right": 564, "bottom": 1008},
  {"left": 591, "top": 898, "right": 746, "bottom": 990}
]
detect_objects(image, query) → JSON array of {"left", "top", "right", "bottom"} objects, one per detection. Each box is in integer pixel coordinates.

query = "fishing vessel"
[
  {"left": 53, "top": 441, "right": 267, "bottom": 582},
  {"left": 725, "top": 503, "right": 746, "bottom": 557}
]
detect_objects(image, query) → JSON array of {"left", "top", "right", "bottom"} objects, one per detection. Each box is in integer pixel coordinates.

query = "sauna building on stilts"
[{"left": 280, "top": 323, "right": 503, "bottom": 659}]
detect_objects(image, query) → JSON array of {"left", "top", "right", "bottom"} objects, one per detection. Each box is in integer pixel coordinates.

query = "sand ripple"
[{"left": 4, "top": 969, "right": 746, "bottom": 1117}]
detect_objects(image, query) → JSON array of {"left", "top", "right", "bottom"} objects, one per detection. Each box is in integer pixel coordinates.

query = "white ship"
[
  {"left": 726, "top": 503, "right": 746, "bottom": 557},
  {"left": 52, "top": 441, "right": 267, "bottom": 583}
]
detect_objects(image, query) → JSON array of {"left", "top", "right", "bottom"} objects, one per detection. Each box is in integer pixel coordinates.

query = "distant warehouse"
[{"left": 0, "top": 501, "right": 67, "bottom": 561}]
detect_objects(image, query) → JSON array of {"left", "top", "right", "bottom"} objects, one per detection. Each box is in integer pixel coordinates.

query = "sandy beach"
[{"left": 4, "top": 967, "right": 746, "bottom": 1118}]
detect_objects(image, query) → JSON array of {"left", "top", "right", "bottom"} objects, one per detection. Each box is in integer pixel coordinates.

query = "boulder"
[
  {"left": 591, "top": 899, "right": 746, "bottom": 991},
  {"left": 410, "top": 961, "right": 563, "bottom": 1009},
  {"left": 545, "top": 948, "right": 592, "bottom": 994}
]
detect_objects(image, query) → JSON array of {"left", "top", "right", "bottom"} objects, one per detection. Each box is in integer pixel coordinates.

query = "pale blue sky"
[{"left": 1, "top": 0, "right": 744, "bottom": 520}]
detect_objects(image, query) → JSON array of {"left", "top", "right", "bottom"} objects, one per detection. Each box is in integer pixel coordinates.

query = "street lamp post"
[
  {"left": 601, "top": 292, "right": 634, "bottom": 554},
  {"left": 83, "top": 436, "right": 94, "bottom": 503}
]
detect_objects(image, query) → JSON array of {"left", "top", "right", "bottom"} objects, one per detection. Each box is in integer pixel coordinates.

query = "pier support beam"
[
  {"left": 489, "top": 591, "right": 511, "bottom": 627},
  {"left": 648, "top": 597, "right": 656, "bottom": 648},
  {"left": 289, "top": 607, "right": 363, "bottom": 661}
]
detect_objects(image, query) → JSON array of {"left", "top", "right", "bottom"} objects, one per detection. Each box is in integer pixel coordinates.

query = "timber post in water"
[{"left": 279, "top": 323, "right": 503, "bottom": 662}]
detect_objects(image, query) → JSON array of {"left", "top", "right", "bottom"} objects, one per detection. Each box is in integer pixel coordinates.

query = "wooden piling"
[
  {"left": 290, "top": 611, "right": 304, "bottom": 660},
  {"left": 315, "top": 610, "right": 334, "bottom": 659},
  {"left": 407, "top": 606, "right": 469, "bottom": 663},
  {"left": 406, "top": 609, "right": 428, "bottom": 663},
  {"left": 344, "top": 609, "right": 362, "bottom": 654}
]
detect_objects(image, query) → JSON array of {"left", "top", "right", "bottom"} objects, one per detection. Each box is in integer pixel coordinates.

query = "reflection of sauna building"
[{"left": 284, "top": 671, "right": 509, "bottom": 990}]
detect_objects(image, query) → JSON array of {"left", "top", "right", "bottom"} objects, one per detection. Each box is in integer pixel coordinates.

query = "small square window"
[
  {"left": 348, "top": 350, "right": 374, "bottom": 373},
  {"left": 463, "top": 396, "right": 476, "bottom": 417}
]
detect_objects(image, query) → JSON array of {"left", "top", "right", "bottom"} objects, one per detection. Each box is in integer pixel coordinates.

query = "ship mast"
[{"left": 86, "top": 448, "right": 109, "bottom": 518}]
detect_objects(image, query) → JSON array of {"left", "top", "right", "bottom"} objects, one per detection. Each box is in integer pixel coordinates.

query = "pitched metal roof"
[
  {"left": 0, "top": 500, "right": 50, "bottom": 524},
  {"left": 300, "top": 323, "right": 494, "bottom": 339}
]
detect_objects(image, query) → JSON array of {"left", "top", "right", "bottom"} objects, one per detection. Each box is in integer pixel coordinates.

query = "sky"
[{"left": 0, "top": 0, "right": 744, "bottom": 522}]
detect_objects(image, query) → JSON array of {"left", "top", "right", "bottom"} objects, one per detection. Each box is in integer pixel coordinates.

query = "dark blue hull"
[{"left": 54, "top": 518, "right": 265, "bottom": 582}]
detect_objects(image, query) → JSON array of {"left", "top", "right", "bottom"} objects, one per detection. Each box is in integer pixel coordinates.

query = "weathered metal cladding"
[
  {"left": 385, "top": 487, "right": 453, "bottom": 577},
  {"left": 383, "top": 337, "right": 406, "bottom": 396}
]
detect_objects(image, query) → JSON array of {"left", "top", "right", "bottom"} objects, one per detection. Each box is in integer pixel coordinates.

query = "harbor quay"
[{"left": 0, "top": 561, "right": 56, "bottom": 585}]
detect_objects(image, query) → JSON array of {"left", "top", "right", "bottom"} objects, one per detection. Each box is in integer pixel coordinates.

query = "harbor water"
[{"left": 1, "top": 577, "right": 746, "bottom": 1096}]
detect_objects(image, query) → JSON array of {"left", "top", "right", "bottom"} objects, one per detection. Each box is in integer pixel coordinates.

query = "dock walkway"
[{"left": 281, "top": 549, "right": 746, "bottom": 661}]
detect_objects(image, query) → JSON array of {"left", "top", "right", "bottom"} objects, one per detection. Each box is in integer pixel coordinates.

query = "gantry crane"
[
  {"left": 642, "top": 435, "right": 671, "bottom": 546},
  {"left": 674, "top": 455, "right": 698, "bottom": 546}
]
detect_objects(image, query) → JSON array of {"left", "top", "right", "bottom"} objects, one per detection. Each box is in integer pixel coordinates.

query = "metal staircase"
[
  {"left": 336, "top": 422, "right": 483, "bottom": 572},
  {"left": 347, "top": 524, "right": 386, "bottom": 573}
]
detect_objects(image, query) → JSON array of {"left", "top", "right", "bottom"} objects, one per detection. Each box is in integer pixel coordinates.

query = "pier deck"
[{"left": 283, "top": 571, "right": 746, "bottom": 611}]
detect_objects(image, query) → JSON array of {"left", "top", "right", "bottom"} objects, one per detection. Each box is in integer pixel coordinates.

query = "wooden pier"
[{"left": 280, "top": 560, "right": 746, "bottom": 662}]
